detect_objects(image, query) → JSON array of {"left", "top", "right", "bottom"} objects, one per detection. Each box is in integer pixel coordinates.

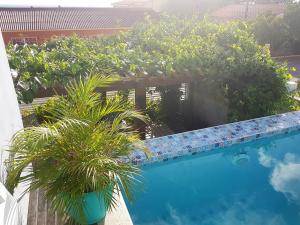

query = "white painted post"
[{"left": 0, "top": 30, "right": 29, "bottom": 225}]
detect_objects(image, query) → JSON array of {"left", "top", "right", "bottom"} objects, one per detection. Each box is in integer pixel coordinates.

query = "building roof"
[
  {"left": 0, "top": 7, "right": 155, "bottom": 32},
  {"left": 211, "top": 3, "right": 286, "bottom": 20},
  {"left": 113, "top": 0, "right": 153, "bottom": 8}
]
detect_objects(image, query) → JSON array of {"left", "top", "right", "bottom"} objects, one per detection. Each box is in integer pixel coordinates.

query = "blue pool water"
[{"left": 126, "top": 132, "right": 300, "bottom": 225}]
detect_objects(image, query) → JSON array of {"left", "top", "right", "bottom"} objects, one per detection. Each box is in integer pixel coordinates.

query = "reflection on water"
[
  {"left": 259, "top": 149, "right": 300, "bottom": 204},
  {"left": 258, "top": 147, "right": 277, "bottom": 168},
  {"left": 134, "top": 196, "right": 289, "bottom": 225},
  {"left": 127, "top": 132, "right": 300, "bottom": 225},
  {"left": 200, "top": 198, "right": 287, "bottom": 225}
]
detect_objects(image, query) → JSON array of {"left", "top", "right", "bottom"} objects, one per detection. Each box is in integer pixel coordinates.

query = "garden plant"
[
  {"left": 6, "top": 75, "right": 148, "bottom": 224},
  {"left": 8, "top": 17, "right": 296, "bottom": 122}
]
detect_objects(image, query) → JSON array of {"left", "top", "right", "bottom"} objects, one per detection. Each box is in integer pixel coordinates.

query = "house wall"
[
  {"left": 0, "top": 30, "right": 29, "bottom": 225},
  {"left": 2, "top": 28, "right": 129, "bottom": 45}
]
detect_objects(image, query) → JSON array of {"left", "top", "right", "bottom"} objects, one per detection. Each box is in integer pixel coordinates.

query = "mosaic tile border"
[{"left": 130, "top": 111, "right": 300, "bottom": 166}]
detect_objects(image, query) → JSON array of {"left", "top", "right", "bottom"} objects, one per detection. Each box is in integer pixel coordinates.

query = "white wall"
[{"left": 0, "top": 31, "right": 29, "bottom": 225}]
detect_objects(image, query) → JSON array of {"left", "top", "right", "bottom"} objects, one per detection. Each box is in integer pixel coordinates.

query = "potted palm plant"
[{"left": 6, "top": 75, "right": 148, "bottom": 224}]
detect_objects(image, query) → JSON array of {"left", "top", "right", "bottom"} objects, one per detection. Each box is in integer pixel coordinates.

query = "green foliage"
[
  {"left": 34, "top": 96, "right": 61, "bottom": 123},
  {"left": 7, "top": 17, "right": 294, "bottom": 121},
  {"left": 252, "top": 12, "right": 289, "bottom": 52},
  {"left": 6, "top": 75, "right": 148, "bottom": 224},
  {"left": 132, "top": 17, "right": 293, "bottom": 121},
  {"left": 145, "top": 98, "right": 164, "bottom": 124},
  {"left": 284, "top": 3, "right": 300, "bottom": 53},
  {"left": 251, "top": 3, "right": 300, "bottom": 55},
  {"left": 7, "top": 37, "right": 115, "bottom": 103}
]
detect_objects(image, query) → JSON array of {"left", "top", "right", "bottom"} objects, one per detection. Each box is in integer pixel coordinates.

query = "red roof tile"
[{"left": 0, "top": 7, "right": 156, "bottom": 32}]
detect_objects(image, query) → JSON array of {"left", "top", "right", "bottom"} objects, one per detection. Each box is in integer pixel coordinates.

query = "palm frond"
[
  {"left": 7, "top": 75, "right": 147, "bottom": 224},
  {"left": 48, "top": 74, "right": 119, "bottom": 121}
]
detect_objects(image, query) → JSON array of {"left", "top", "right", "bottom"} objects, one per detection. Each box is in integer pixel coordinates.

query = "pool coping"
[{"left": 130, "top": 111, "right": 300, "bottom": 165}]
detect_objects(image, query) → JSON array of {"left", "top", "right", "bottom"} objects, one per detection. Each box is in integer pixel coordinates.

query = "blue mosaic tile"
[{"left": 130, "top": 111, "right": 300, "bottom": 165}]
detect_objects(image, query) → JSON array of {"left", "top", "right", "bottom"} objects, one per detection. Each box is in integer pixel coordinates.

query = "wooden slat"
[
  {"left": 27, "top": 190, "right": 38, "bottom": 225},
  {"left": 135, "top": 86, "right": 146, "bottom": 139},
  {"left": 37, "top": 189, "right": 47, "bottom": 225},
  {"left": 46, "top": 200, "right": 56, "bottom": 225},
  {"left": 35, "top": 74, "right": 197, "bottom": 98},
  {"left": 27, "top": 188, "right": 134, "bottom": 225}
]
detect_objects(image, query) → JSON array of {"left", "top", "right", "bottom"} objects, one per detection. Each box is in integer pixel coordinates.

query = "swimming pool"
[
  {"left": 127, "top": 131, "right": 300, "bottom": 225},
  {"left": 126, "top": 112, "right": 300, "bottom": 225}
]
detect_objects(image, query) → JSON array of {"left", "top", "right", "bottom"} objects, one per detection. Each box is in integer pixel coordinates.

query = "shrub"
[
  {"left": 252, "top": 12, "right": 289, "bottom": 54},
  {"left": 251, "top": 3, "right": 300, "bottom": 55},
  {"left": 7, "top": 17, "right": 294, "bottom": 121},
  {"left": 283, "top": 3, "right": 300, "bottom": 54}
]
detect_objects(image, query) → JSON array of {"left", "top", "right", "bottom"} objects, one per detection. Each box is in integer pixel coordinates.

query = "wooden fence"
[{"left": 33, "top": 74, "right": 197, "bottom": 139}]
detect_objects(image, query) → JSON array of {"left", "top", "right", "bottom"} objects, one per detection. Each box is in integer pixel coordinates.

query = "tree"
[
  {"left": 7, "top": 17, "right": 294, "bottom": 122},
  {"left": 284, "top": 3, "right": 300, "bottom": 54},
  {"left": 252, "top": 12, "right": 289, "bottom": 55},
  {"left": 251, "top": 3, "right": 300, "bottom": 55}
]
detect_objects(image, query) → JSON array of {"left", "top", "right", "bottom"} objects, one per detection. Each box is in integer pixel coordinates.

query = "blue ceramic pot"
[{"left": 68, "top": 192, "right": 107, "bottom": 225}]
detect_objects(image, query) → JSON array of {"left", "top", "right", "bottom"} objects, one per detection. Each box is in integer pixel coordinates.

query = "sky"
[{"left": 0, "top": 0, "right": 120, "bottom": 7}]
